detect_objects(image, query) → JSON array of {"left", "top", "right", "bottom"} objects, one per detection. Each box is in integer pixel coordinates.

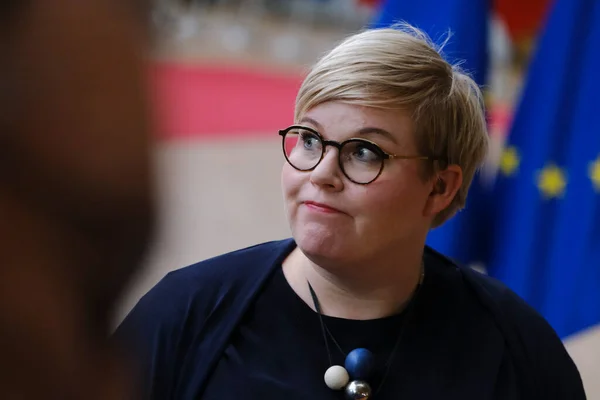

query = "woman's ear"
[
  {"left": 424, "top": 165, "right": 463, "bottom": 217},
  {"left": 434, "top": 177, "right": 447, "bottom": 194}
]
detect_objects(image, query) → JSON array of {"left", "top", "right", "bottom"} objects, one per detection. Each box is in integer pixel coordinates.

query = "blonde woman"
[{"left": 116, "top": 23, "right": 585, "bottom": 400}]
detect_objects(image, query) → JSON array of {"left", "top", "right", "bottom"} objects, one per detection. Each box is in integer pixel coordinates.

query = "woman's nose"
[{"left": 309, "top": 147, "right": 344, "bottom": 191}]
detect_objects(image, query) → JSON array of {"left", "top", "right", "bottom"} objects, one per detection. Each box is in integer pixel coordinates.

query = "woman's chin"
[{"left": 293, "top": 229, "right": 354, "bottom": 264}]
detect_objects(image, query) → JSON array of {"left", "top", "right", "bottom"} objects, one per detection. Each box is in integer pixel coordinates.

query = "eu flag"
[
  {"left": 488, "top": 0, "right": 600, "bottom": 339},
  {"left": 371, "top": 0, "right": 492, "bottom": 265}
]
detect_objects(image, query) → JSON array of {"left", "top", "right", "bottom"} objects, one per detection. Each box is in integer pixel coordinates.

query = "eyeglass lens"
[{"left": 282, "top": 128, "right": 384, "bottom": 184}]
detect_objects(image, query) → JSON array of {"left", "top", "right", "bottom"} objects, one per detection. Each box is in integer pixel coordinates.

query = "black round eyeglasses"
[{"left": 279, "top": 125, "right": 435, "bottom": 185}]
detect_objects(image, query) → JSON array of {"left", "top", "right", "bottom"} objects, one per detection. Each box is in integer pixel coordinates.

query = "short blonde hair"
[{"left": 295, "top": 23, "right": 489, "bottom": 228}]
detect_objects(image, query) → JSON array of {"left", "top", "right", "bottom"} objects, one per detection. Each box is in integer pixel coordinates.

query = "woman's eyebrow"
[{"left": 356, "top": 127, "right": 398, "bottom": 144}]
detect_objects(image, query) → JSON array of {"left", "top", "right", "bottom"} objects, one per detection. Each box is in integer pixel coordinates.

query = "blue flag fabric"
[
  {"left": 372, "top": 0, "right": 490, "bottom": 87},
  {"left": 488, "top": 0, "right": 600, "bottom": 339},
  {"left": 371, "top": 0, "right": 492, "bottom": 265}
]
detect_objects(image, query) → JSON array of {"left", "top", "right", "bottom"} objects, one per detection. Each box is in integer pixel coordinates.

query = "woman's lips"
[{"left": 303, "top": 201, "right": 344, "bottom": 214}]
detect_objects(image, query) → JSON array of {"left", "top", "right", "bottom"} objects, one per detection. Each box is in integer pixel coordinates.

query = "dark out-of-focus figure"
[{"left": 0, "top": 0, "right": 158, "bottom": 398}]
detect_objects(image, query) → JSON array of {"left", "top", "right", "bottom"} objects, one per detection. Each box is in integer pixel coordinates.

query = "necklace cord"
[{"left": 308, "top": 282, "right": 334, "bottom": 366}]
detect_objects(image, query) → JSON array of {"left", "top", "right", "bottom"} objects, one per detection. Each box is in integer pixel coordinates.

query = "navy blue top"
[
  {"left": 114, "top": 239, "right": 586, "bottom": 400},
  {"left": 203, "top": 267, "right": 408, "bottom": 399}
]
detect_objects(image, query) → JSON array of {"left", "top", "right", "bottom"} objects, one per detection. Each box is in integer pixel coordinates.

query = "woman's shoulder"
[
  {"left": 424, "top": 246, "right": 585, "bottom": 398},
  {"left": 112, "top": 239, "right": 296, "bottom": 399},
  {"left": 424, "top": 245, "right": 543, "bottom": 321},
  {"left": 166, "top": 238, "right": 294, "bottom": 284},
  {"left": 148, "top": 238, "right": 296, "bottom": 305},
  {"left": 424, "top": 245, "right": 559, "bottom": 337},
  {"left": 115, "top": 238, "right": 295, "bottom": 340}
]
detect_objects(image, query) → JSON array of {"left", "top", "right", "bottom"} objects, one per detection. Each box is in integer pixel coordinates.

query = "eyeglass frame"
[{"left": 278, "top": 125, "right": 443, "bottom": 185}]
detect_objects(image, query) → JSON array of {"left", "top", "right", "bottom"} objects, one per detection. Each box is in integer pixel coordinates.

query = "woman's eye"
[
  {"left": 301, "top": 133, "right": 319, "bottom": 149},
  {"left": 354, "top": 146, "right": 380, "bottom": 162}
]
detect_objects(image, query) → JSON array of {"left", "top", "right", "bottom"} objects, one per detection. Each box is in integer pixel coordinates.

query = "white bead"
[{"left": 324, "top": 365, "right": 350, "bottom": 390}]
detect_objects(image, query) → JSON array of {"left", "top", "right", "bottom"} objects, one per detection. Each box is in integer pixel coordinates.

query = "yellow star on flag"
[
  {"left": 589, "top": 155, "right": 600, "bottom": 192},
  {"left": 536, "top": 164, "right": 567, "bottom": 199},
  {"left": 499, "top": 146, "right": 520, "bottom": 176}
]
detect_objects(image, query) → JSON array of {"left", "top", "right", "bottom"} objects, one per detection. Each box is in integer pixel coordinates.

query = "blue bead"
[{"left": 344, "top": 348, "right": 375, "bottom": 380}]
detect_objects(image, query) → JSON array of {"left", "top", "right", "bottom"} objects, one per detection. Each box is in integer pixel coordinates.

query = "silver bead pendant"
[{"left": 344, "top": 380, "right": 372, "bottom": 400}]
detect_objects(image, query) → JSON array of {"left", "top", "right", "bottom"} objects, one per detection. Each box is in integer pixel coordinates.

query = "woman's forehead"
[{"left": 300, "top": 102, "right": 415, "bottom": 146}]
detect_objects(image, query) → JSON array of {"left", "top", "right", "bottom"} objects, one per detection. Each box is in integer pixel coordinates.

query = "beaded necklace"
[{"left": 307, "top": 262, "right": 424, "bottom": 399}]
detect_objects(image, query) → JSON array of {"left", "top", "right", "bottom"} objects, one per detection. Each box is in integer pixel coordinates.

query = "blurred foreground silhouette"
[{"left": 0, "top": 1, "right": 158, "bottom": 398}]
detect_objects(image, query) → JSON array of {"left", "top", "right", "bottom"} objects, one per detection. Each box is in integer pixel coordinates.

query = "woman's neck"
[{"left": 282, "top": 245, "right": 424, "bottom": 320}]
